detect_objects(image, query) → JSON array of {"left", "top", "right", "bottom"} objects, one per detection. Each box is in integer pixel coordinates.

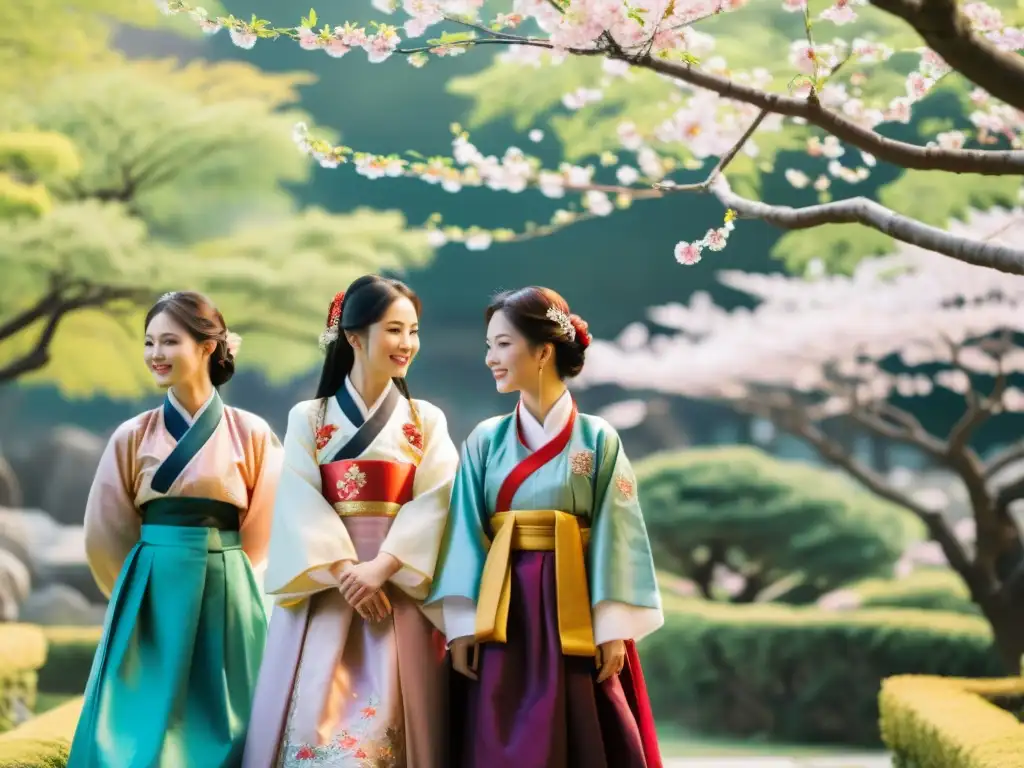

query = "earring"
[{"left": 538, "top": 364, "right": 544, "bottom": 414}]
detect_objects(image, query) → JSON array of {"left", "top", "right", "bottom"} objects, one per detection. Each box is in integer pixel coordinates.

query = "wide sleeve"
[
  {"left": 589, "top": 425, "right": 664, "bottom": 645},
  {"left": 423, "top": 425, "right": 491, "bottom": 639},
  {"left": 379, "top": 404, "right": 459, "bottom": 600},
  {"left": 238, "top": 420, "right": 284, "bottom": 568},
  {"left": 83, "top": 423, "right": 141, "bottom": 599},
  {"left": 263, "top": 402, "right": 358, "bottom": 606}
]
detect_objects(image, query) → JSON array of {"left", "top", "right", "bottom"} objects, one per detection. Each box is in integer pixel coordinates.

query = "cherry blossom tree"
[
  {"left": 160, "top": 0, "right": 1024, "bottom": 273},
  {"left": 575, "top": 206, "right": 1024, "bottom": 667}
]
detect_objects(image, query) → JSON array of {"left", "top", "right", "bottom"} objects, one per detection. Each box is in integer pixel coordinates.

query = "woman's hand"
[
  {"left": 338, "top": 554, "right": 401, "bottom": 607},
  {"left": 354, "top": 590, "right": 393, "bottom": 623},
  {"left": 595, "top": 639, "right": 626, "bottom": 683},
  {"left": 450, "top": 636, "right": 479, "bottom": 680}
]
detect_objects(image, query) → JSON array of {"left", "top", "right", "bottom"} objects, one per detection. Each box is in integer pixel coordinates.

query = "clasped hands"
[
  {"left": 336, "top": 553, "right": 401, "bottom": 623},
  {"left": 450, "top": 636, "right": 626, "bottom": 683}
]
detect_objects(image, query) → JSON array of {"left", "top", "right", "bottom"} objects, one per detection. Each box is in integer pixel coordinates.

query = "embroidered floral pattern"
[
  {"left": 569, "top": 450, "right": 594, "bottom": 477},
  {"left": 336, "top": 464, "right": 368, "bottom": 501},
  {"left": 401, "top": 422, "right": 423, "bottom": 452},
  {"left": 316, "top": 423, "right": 338, "bottom": 451},
  {"left": 281, "top": 695, "right": 405, "bottom": 767},
  {"left": 615, "top": 474, "right": 636, "bottom": 501}
]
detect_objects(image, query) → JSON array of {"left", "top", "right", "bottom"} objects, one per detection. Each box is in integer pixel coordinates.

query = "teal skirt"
[{"left": 69, "top": 498, "right": 267, "bottom": 768}]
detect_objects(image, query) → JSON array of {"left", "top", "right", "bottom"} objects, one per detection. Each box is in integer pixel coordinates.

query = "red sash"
[{"left": 494, "top": 400, "right": 577, "bottom": 514}]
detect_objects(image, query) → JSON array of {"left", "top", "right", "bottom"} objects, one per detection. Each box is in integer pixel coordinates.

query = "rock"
[
  {"left": 0, "top": 508, "right": 102, "bottom": 602},
  {"left": 12, "top": 426, "right": 105, "bottom": 525},
  {"left": 18, "top": 584, "right": 106, "bottom": 626},
  {"left": 0, "top": 548, "right": 31, "bottom": 621}
]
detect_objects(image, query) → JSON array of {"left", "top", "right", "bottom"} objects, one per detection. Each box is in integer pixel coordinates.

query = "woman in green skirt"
[{"left": 68, "top": 291, "right": 283, "bottom": 768}]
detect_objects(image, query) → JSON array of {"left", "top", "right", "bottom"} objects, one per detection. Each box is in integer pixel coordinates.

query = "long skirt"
[
  {"left": 68, "top": 523, "right": 267, "bottom": 768},
  {"left": 450, "top": 549, "right": 663, "bottom": 768},
  {"left": 242, "top": 516, "right": 448, "bottom": 768}
]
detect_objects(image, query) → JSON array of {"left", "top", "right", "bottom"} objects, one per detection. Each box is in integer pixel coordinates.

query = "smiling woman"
[
  {"left": 68, "top": 290, "right": 283, "bottom": 768},
  {"left": 244, "top": 275, "right": 459, "bottom": 767}
]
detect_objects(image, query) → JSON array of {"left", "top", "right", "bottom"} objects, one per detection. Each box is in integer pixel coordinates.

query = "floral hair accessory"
[
  {"left": 225, "top": 330, "right": 242, "bottom": 358},
  {"left": 545, "top": 306, "right": 576, "bottom": 342},
  {"left": 569, "top": 314, "right": 591, "bottom": 348},
  {"left": 159, "top": 291, "right": 178, "bottom": 302},
  {"left": 319, "top": 291, "right": 345, "bottom": 352}
]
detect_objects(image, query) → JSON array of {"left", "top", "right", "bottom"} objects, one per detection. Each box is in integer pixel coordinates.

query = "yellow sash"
[{"left": 473, "top": 509, "right": 595, "bottom": 657}]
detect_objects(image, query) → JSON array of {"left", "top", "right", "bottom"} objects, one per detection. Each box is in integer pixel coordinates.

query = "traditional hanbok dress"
[
  {"left": 69, "top": 389, "right": 283, "bottom": 768},
  {"left": 427, "top": 389, "right": 664, "bottom": 768},
  {"left": 243, "top": 378, "right": 459, "bottom": 768}
]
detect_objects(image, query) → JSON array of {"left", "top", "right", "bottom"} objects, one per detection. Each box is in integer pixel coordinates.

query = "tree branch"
[
  {"left": 985, "top": 441, "right": 1024, "bottom": 478},
  {"left": 740, "top": 394, "right": 983, "bottom": 594},
  {"left": 627, "top": 53, "right": 1024, "bottom": 176},
  {"left": 869, "top": 0, "right": 1024, "bottom": 113},
  {"left": 709, "top": 175, "right": 1024, "bottom": 275},
  {"left": 0, "top": 283, "right": 153, "bottom": 385}
]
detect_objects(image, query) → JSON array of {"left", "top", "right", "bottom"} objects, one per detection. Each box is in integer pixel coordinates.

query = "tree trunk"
[{"left": 980, "top": 595, "right": 1024, "bottom": 673}]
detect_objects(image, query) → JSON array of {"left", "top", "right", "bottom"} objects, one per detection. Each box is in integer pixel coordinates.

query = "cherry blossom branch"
[
  {"left": 869, "top": 0, "right": 1024, "bottom": 112},
  {"left": 629, "top": 53, "right": 1024, "bottom": 176},
  {"left": 709, "top": 175, "right": 1024, "bottom": 275},
  {"left": 984, "top": 441, "right": 1024, "bottom": 478}
]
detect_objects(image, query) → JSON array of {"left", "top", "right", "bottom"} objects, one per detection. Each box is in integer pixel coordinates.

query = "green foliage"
[
  {"left": 0, "top": 201, "right": 430, "bottom": 397},
  {"left": 0, "top": 54, "right": 434, "bottom": 397},
  {"left": 877, "top": 169, "right": 1023, "bottom": 229},
  {"left": 634, "top": 446, "right": 923, "bottom": 602},
  {"left": 0, "top": 0, "right": 216, "bottom": 94},
  {"left": 7, "top": 63, "right": 320, "bottom": 243},
  {"left": 771, "top": 223, "right": 896, "bottom": 275},
  {"left": 37, "top": 628, "right": 102, "bottom": 697},
  {"left": 0, "top": 624, "right": 46, "bottom": 735},
  {"left": 880, "top": 676, "right": 1024, "bottom": 767},
  {"left": 850, "top": 569, "right": 980, "bottom": 615},
  {"left": 642, "top": 598, "right": 1003, "bottom": 745},
  {"left": 0, "top": 132, "right": 82, "bottom": 219},
  {"left": 0, "top": 697, "right": 81, "bottom": 768}
]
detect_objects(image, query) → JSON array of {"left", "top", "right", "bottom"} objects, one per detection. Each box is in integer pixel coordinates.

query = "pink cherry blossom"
[{"left": 674, "top": 242, "right": 703, "bottom": 265}]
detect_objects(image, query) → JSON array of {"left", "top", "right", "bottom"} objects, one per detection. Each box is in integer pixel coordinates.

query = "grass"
[{"left": 657, "top": 725, "right": 887, "bottom": 758}]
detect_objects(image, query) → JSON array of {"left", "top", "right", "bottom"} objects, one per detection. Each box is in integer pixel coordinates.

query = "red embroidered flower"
[
  {"left": 336, "top": 465, "right": 367, "bottom": 501},
  {"left": 354, "top": 748, "right": 367, "bottom": 758},
  {"left": 361, "top": 705, "right": 377, "bottom": 719},
  {"left": 339, "top": 735, "right": 358, "bottom": 749},
  {"left": 615, "top": 475, "right": 635, "bottom": 501},
  {"left": 315, "top": 423, "right": 338, "bottom": 450},
  {"left": 295, "top": 745, "right": 316, "bottom": 759},
  {"left": 402, "top": 422, "right": 424, "bottom": 451}
]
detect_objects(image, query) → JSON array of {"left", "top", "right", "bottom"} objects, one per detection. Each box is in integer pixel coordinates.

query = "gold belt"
[
  {"left": 332, "top": 501, "right": 401, "bottom": 517},
  {"left": 473, "top": 509, "right": 595, "bottom": 657}
]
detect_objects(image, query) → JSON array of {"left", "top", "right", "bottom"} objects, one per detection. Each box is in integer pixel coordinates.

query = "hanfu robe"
[
  {"left": 426, "top": 390, "right": 664, "bottom": 768},
  {"left": 69, "top": 389, "right": 283, "bottom": 768},
  {"left": 243, "top": 378, "right": 459, "bottom": 768}
]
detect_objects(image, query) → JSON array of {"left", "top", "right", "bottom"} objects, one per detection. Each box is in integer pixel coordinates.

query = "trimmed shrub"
[
  {"left": 880, "top": 676, "right": 1024, "bottom": 767},
  {"left": 0, "top": 696, "right": 82, "bottom": 768},
  {"left": 640, "top": 598, "right": 1004, "bottom": 746},
  {"left": 850, "top": 569, "right": 980, "bottom": 615},
  {"left": 37, "top": 628, "right": 101, "bottom": 696},
  {"left": 635, "top": 446, "right": 924, "bottom": 603},
  {"left": 0, "top": 624, "right": 46, "bottom": 734}
]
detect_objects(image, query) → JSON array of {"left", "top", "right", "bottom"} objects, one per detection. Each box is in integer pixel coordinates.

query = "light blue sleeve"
[
  {"left": 423, "top": 424, "right": 491, "bottom": 605},
  {"left": 588, "top": 423, "right": 661, "bottom": 609}
]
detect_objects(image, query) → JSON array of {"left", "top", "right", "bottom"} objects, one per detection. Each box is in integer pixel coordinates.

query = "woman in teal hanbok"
[
  {"left": 426, "top": 286, "right": 664, "bottom": 768},
  {"left": 68, "top": 291, "right": 283, "bottom": 768}
]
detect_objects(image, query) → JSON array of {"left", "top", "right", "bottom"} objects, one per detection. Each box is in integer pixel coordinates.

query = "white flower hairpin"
[
  {"left": 546, "top": 306, "right": 576, "bottom": 342},
  {"left": 225, "top": 331, "right": 242, "bottom": 358}
]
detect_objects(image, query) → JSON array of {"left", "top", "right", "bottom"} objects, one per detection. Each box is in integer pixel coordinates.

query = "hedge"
[
  {"left": 850, "top": 569, "right": 980, "bottom": 615},
  {"left": 0, "top": 697, "right": 82, "bottom": 768},
  {"left": 0, "top": 625, "right": 46, "bottom": 735},
  {"left": 37, "top": 628, "right": 101, "bottom": 696},
  {"left": 880, "top": 676, "right": 1024, "bottom": 767},
  {"left": 640, "top": 598, "right": 1005, "bottom": 746}
]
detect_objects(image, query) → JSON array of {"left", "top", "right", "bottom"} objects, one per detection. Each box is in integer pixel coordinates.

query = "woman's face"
[
  {"left": 350, "top": 296, "right": 419, "bottom": 380},
  {"left": 485, "top": 310, "right": 548, "bottom": 394},
  {"left": 144, "top": 311, "right": 213, "bottom": 390}
]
